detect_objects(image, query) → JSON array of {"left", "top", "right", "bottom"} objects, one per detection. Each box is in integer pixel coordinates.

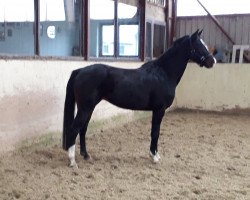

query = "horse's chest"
[{"left": 151, "top": 86, "right": 175, "bottom": 108}]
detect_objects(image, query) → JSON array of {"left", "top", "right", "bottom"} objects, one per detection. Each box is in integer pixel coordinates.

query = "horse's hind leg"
[
  {"left": 67, "top": 111, "right": 82, "bottom": 168},
  {"left": 79, "top": 109, "right": 94, "bottom": 160},
  {"left": 67, "top": 110, "right": 89, "bottom": 167},
  {"left": 67, "top": 123, "right": 79, "bottom": 167},
  {"left": 68, "top": 107, "right": 95, "bottom": 164}
]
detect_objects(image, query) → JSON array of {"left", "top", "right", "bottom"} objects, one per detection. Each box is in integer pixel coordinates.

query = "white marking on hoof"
[
  {"left": 69, "top": 160, "right": 78, "bottom": 169},
  {"left": 150, "top": 151, "right": 161, "bottom": 163},
  {"left": 155, "top": 152, "right": 160, "bottom": 160},
  {"left": 68, "top": 145, "right": 78, "bottom": 168}
]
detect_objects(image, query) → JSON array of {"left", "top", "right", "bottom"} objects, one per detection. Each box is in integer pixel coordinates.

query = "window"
[
  {"left": 0, "top": 0, "right": 35, "bottom": 55},
  {"left": 90, "top": 0, "right": 114, "bottom": 57},
  {"left": 118, "top": 0, "right": 139, "bottom": 57},
  {"left": 146, "top": 22, "right": 166, "bottom": 58},
  {"left": 0, "top": 0, "right": 149, "bottom": 60},
  {"left": 90, "top": 0, "right": 139, "bottom": 58},
  {"left": 153, "top": 24, "right": 165, "bottom": 57},
  {"left": 40, "top": 0, "right": 82, "bottom": 56},
  {"left": 119, "top": 25, "right": 139, "bottom": 56},
  {"left": 102, "top": 25, "right": 114, "bottom": 56},
  {"left": 0, "top": 0, "right": 83, "bottom": 57},
  {"left": 146, "top": 22, "right": 153, "bottom": 58}
]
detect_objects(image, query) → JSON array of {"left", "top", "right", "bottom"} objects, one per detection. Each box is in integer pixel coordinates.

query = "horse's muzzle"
[{"left": 203, "top": 54, "right": 216, "bottom": 68}]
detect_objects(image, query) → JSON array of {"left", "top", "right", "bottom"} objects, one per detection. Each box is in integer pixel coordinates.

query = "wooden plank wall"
[{"left": 176, "top": 14, "right": 250, "bottom": 52}]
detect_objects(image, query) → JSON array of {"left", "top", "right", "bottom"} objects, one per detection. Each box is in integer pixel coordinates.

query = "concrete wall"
[
  {"left": 176, "top": 63, "right": 250, "bottom": 111},
  {"left": 0, "top": 59, "right": 141, "bottom": 151},
  {"left": 1, "top": 60, "right": 250, "bottom": 151}
]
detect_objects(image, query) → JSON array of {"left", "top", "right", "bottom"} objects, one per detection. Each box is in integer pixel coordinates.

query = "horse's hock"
[{"left": 0, "top": 59, "right": 250, "bottom": 152}]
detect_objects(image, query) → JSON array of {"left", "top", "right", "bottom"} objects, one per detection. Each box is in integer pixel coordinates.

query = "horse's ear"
[
  {"left": 191, "top": 29, "right": 199, "bottom": 40},
  {"left": 198, "top": 29, "right": 203, "bottom": 36}
]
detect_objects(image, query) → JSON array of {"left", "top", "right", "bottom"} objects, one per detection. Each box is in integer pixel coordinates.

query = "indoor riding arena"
[{"left": 0, "top": 0, "right": 249, "bottom": 200}]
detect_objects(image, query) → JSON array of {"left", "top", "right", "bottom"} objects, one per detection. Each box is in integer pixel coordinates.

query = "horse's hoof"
[
  {"left": 152, "top": 154, "right": 160, "bottom": 163},
  {"left": 150, "top": 151, "right": 161, "bottom": 163},
  {"left": 69, "top": 161, "right": 78, "bottom": 169},
  {"left": 82, "top": 153, "right": 91, "bottom": 161},
  {"left": 80, "top": 151, "right": 91, "bottom": 160}
]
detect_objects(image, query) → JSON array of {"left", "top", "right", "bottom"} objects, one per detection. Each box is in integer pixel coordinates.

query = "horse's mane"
[
  {"left": 173, "top": 35, "right": 189, "bottom": 46},
  {"left": 140, "top": 35, "right": 190, "bottom": 70},
  {"left": 156, "top": 35, "right": 190, "bottom": 63}
]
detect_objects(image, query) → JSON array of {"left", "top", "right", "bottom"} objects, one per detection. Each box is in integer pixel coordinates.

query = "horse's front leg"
[{"left": 150, "top": 109, "right": 165, "bottom": 163}]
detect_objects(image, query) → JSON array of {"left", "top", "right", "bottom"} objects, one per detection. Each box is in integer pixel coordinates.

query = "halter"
[{"left": 189, "top": 37, "right": 212, "bottom": 67}]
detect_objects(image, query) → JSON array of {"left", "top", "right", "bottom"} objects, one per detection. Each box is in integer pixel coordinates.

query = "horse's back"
[{"left": 74, "top": 64, "right": 108, "bottom": 85}]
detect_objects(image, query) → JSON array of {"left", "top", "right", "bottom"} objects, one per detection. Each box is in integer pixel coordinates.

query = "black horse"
[{"left": 63, "top": 30, "right": 215, "bottom": 167}]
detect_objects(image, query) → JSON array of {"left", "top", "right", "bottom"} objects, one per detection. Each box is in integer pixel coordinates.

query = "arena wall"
[
  {"left": 0, "top": 60, "right": 249, "bottom": 151},
  {"left": 176, "top": 63, "right": 250, "bottom": 112}
]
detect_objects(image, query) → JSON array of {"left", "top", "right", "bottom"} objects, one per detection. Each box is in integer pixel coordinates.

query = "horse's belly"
[
  {"left": 104, "top": 89, "right": 175, "bottom": 111},
  {"left": 105, "top": 92, "right": 149, "bottom": 110}
]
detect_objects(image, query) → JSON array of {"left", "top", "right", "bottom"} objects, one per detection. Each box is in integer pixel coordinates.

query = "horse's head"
[{"left": 189, "top": 30, "right": 216, "bottom": 68}]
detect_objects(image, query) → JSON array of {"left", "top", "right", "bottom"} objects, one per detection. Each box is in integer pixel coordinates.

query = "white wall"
[{"left": 176, "top": 63, "right": 250, "bottom": 111}]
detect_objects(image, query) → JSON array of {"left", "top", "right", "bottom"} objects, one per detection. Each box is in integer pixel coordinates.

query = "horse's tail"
[{"left": 62, "top": 69, "right": 80, "bottom": 151}]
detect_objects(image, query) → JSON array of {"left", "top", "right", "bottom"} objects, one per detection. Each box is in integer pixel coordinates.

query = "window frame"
[
  {"left": 145, "top": 20, "right": 166, "bottom": 60},
  {"left": 89, "top": 0, "right": 141, "bottom": 60},
  {"left": 98, "top": 22, "right": 140, "bottom": 58},
  {"left": 146, "top": 0, "right": 166, "bottom": 8}
]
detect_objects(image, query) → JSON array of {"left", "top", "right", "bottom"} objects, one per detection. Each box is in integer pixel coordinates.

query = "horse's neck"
[{"left": 157, "top": 47, "right": 189, "bottom": 85}]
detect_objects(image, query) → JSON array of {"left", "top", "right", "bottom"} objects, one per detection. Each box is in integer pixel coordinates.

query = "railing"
[{"left": 147, "top": 0, "right": 166, "bottom": 7}]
